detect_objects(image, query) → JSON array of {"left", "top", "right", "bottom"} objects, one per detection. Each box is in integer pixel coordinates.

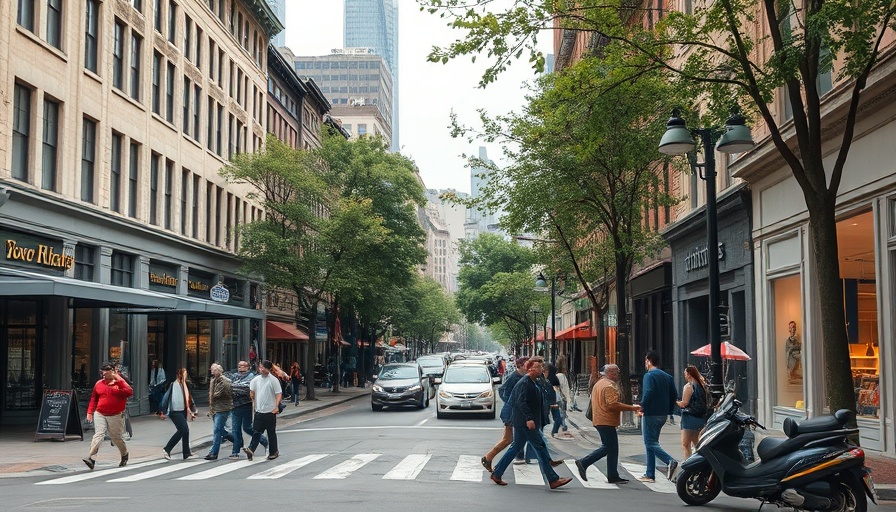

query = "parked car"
[
  {"left": 371, "top": 363, "right": 431, "bottom": 411},
  {"left": 435, "top": 364, "right": 499, "bottom": 419}
]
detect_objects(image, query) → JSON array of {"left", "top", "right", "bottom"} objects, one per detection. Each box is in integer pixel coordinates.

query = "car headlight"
[
  {"left": 438, "top": 389, "right": 452, "bottom": 398},
  {"left": 477, "top": 389, "right": 494, "bottom": 399},
  {"left": 372, "top": 385, "right": 384, "bottom": 393},
  {"left": 407, "top": 384, "right": 422, "bottom": 392}
]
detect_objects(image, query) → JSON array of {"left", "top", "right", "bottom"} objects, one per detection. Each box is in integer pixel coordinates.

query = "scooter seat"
[
  {"left": 757, "top": 427, "right": 851, "bottom": 461},
  {"left": 782, "top": 410, "right": 852, "bottom": 438}
]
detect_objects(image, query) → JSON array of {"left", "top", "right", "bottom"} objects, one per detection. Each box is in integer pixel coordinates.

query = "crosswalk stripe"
[
  {"left": 35, "top": 460, "right": 167, "bottom": 485},
  {"left": 177, "top": 459, "right": 266, "bottom": 480},
  {"left": 248, "top": 454, "right": 330, "bottom": 480},
  {"left": 620, "top": 463, "right": 677, "bottom": 493},
  {"left": 450, "top": 455, "right": 483, "bottom": 482},
  {"left": 107, "top": 460, "right": 210, "bottom": 482},
  {"left": 383, "top": 454, "right": 431, "bottom": 480},
  {"left": 511, "top": 461, "right": 545, "bottom": 486},
  {"left": 313, "top": 453, "right": 380, "bottom": 479},
  {"left": 564, "top": 460, "right": 618, "bottom": 489}
]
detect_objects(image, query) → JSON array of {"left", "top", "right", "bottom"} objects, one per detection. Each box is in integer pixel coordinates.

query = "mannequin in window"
[{"left": 786, "top": 321, "right": 802, "bottom": 383}]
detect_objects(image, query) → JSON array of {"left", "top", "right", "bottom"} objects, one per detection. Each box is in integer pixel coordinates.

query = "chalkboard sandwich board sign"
[{"left": 35, "top": 389, "right": 84, "bottom": 441}]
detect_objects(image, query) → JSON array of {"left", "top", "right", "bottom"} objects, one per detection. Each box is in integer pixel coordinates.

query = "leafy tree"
[
  {"left": 392, "top": 276, "right": 462, "bottom": 356},
  {"left": 420, "top": 0, "right": 891, "bottom": 419},
  {"left": 450, "top": 48, "right": 675, "bottom": 398}
]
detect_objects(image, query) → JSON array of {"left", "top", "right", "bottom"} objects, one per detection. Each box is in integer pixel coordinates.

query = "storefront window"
[
  {"left": 772, "top": 274, "right": 803, "bottom": 408},
  {"left": 108, "top": 313, "right": 131, "bottom": 383},
  {"left": 3, "top": 300, "right": 41, "bottom": 410},
  {"left": 186, "top": 319, "right": 211, "bottom": 388},
  {"left": 222, "top": 319, "right": 242, "bottom": 371},
  {"left": 148, "top": 315, "right": 166, "bottom": 382},
  {"left": 71, "top": 308, "right": 94, "bottom": 391},
  {"left": 838, "top": 212, "right": 879, "bottom": 419}
]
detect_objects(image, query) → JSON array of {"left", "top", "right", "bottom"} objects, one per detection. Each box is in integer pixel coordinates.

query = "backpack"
[{"left": 686, "top": 383, "right": 712, "bottom": 418}]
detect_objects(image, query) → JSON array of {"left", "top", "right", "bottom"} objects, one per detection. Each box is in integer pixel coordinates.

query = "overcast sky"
[{"left": 283, "top": 1, "right": 551, "bottom": 194}]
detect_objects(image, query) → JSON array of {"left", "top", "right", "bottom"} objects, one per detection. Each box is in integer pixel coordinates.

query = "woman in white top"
[{"left": 160, "top": 367, "right": 197, "bottom": 459}]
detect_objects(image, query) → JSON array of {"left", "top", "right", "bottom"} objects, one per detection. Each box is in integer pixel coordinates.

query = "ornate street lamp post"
[
  {"left": 535, "top": 272, "right": 556, "bottom": 363},
  {"left": 658, "top": 109, "right": 754, "bottom": 400}
]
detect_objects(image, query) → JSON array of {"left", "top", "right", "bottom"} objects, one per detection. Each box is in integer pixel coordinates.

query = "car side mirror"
[
  {"left": 433, "top": 378, "right": 442, "bottom": 385},
  {"left": 492, "top": 377, "right": 501, "bottom": 384},
  {"left": 371, "top": 375, "right": 377, "bottom": 381}
]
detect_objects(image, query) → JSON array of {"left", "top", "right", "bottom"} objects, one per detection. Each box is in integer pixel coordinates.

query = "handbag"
[{"left": 584, "top": 396, "right": 593, "bottom": 421}]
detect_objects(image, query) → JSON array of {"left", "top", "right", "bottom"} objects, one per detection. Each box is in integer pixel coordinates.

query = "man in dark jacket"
[
  {"left": 481, "top": 357, "right": 528, "bottom": 472},
  {"left": 638, "top": 350, "right": 679, "bottom": 482},
  {"left": 227, "top": 361, "right": 267, "bottom": 458},
  {"left": 489, "top": 357, "right": 571, "bottom": 490}
]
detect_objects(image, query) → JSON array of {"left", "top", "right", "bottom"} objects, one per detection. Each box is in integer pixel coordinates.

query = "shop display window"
[
  {"left": 71, "top": 308, "right": 94, "bottom": 391},
  {"left": 772, "top": 274, "right": 804, "bottom": 409},
  {"left": 186, "top": 319, "right": 211, "bottom": 388},
  {"left": 108, "top": 313, "right": 132, "bottom": 383}
]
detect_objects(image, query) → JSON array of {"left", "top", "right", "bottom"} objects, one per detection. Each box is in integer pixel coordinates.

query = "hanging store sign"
[
  {"left": 210, "top": 282, "right": 230, "bottom": 303},
  {"left": 5, "top": 239, "right": 74, "bottom": 270}
]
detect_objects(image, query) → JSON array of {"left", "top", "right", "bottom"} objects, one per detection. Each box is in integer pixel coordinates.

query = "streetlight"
[
  {"left": 658, "top": 108, "right": 754, "bottom": 400},
  {"left": 535, "top": 271, "right": 556, "bottom": 363},
  {"left": 530, "top": 305, "right": 541, "bottom": 357}
]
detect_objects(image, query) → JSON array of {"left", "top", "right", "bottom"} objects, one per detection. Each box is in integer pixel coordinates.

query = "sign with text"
[
  {"left": 149, "top": 261, "right": 179, "bottom": 292},
  {"left": 35, "top": 389, "right": 83, "bottom": 441},
  {"left": 210, "top": 283, "right": 230, "bottom": 303}
]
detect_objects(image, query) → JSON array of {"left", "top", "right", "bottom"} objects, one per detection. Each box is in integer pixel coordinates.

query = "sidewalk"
[
  {"left": 562, "top": 403, "right": 896, "bottom": 501},
  {"left": 0, "top": 386, "right": 369, "bottom": 478}
]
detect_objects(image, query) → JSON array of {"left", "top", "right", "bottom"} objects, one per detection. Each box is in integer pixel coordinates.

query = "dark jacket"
[
  {"left": 640, "top": 367, "right": 677, "bottom": 416},
  {"left": 511, "top": 375, "right": 549, "bottom": 429},
  {"left": 498, "top": 370, "right": 524, "bottom": 423}
]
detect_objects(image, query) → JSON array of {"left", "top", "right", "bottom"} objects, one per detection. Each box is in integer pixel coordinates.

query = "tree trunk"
[
  {"left": 303, "top": 298, "right": 319, "bottom": 401},
  {"left": 806, "top": 200, "right": 858, "bottom": 425}
]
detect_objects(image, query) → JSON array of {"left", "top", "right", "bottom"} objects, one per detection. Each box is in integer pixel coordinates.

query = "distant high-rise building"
[
  {"left": 344, "top": 0, "right": 399, "bottom": 152},
  {"left": 465, "top": 147, "right": 504, "bottom": 239},
  {"left": 266, "top": 0, "right": 286, "bottom": 47}
]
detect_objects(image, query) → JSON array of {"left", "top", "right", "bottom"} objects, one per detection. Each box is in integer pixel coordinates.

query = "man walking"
[
  {"left": 243, "top": 360, "right": 282, "bottom": 461},
  {"left": 638, "top": 350, "right": 679, "bottom": 482},
  {"left": 574, "top": 364, "right": 640, "bottom": 483},
  {"left": 481, "top": 357, "right": 527, "bottom": 472},
  {"left": 205, "top": 363, "right": 233, "bottom": 460},
  {"left": 489, "top": 357, "right": 572, "bottom": 490},
  {"left": 229, "top": 361, "right": 268, "bottom": 458},
  {"left": 83, "top": 362, "right": 133, "bottom": 470}
]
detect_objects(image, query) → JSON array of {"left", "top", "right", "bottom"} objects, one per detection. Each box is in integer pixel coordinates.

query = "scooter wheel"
[
  {"left": 676, "top": 467, "right": 721, "bottom": 506},
  {"left": 830, "top": 473, "right": 867, "bottom": 512}
]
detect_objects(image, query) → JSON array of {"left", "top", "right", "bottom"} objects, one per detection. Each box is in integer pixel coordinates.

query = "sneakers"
[
  {"left": 162, "top": 450, "right": 171, "bottom": 460},
  {"left": 204, "top": 454, "right": 218, "bottom": 460},
  {"left": 267, "top": 452, "right": 279, "bottom": 460},
  {"left": 574, "top": 459, "right": 588, "bottom": 481},
  {"left": 82, "top": 458, "right": 95, "bottom": 471},
  {"left": 549, "top": 477, "right": 572, "bottom": 489},
  {"left": 243, "top": 447, "right": 254, "bottom": 461},
  {"left": 667, "top": 460, "right": 679, "bottom": 480},
  {"left": 228, "top": 454, "right": 240, "bottom": 460},
  {"left": 119, "top": 453, "right": 129, "bottom": 467},
  {"left": 480, "top": 456, "right": 493, "bottom": 473},
  {"left": 512, "top": 459, "right": 526, "bottom": 465},
  {"left": 637, "top": 475, "right": 656, "bottom": 483}
]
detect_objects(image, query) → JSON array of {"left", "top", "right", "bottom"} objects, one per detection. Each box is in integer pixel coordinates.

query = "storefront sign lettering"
[
  {"left": 188, "top": 280, "right": 209, "bottom": 292},
  {"left": 149, "top": 272, "right": 178, "bottom": 287},
  {"left": 684, "top": 242, "right": 725, "bottom": 272},
  {"left": 210, "top": 283, "right": 230, "bottom": 303},
  {"left": 5, "top": 239, "right": 74, "bottom": 270}
]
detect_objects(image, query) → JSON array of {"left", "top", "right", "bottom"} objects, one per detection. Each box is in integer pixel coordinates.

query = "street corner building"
[{"left": 0, "top": 0, "right": 286, "bottom": 426}]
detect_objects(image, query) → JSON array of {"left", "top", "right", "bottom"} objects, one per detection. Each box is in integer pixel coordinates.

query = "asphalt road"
[{"left": 0, "top": 399, "right": 846, "bottom": 511}]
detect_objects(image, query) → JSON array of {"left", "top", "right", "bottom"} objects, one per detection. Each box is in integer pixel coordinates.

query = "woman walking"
[
  {"left": 159, "top": 367, "right": 198, "bottom": 460},
  {"left": 289, "top": 362, "right": 302, "bottom": 406},
  {"left": 676, "top": 365, "right": 710, "bottom": 459},
  {"left": 547, "top": 364, "right": 573, "bottom": 439}
]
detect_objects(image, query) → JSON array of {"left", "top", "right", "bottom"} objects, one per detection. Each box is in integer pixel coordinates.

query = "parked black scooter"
[{"left": 676, "top": 393, "right": 879, "bottom": 511}]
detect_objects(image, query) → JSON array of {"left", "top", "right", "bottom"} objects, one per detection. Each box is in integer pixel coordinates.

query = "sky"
[{"left": 283, "top": 1, "right": 551, "bottom": 195}]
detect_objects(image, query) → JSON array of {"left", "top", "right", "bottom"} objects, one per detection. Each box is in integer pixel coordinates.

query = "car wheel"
[{"left": 372, "top": 403, "right": 383, "bottom": 411}]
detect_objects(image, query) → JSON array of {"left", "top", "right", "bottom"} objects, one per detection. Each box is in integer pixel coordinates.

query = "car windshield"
[
  {"left": 443, "top": 366, "right": 491, "bottom": 383},
  {"left": 416, "top": 357, "right": 443, "bottom": 367},
  {"left": 378, "top": 366, "right": 419, "bottom": 380}
]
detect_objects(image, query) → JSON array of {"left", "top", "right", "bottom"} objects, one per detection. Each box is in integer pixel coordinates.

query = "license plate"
[
  {"left": 460, "top": 401, "right": 472, "bottom": 408},
  {"left": 863, "top": 472, "right": 879, "bottom": 504}
]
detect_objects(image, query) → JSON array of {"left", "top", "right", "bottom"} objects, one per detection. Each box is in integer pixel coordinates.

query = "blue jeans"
[
  {"left": 163, "top": 411, "right": 191, "bottom": 458},
  {"left": 493, "top": 425, "right": 560, "bottom": 483},
  {"left": 291, "top": 381, "right": 301, "bottom": 404},
  {"left": 230, "top": 404, "right": 267, "bottom": 455},
  {"left": 208, "top": 411, "right": 231, "bottom": 456},
  {"left": 579, "top": 426, "right": 620, "bottom": 479},
  {"left": 550, "top": 407, "right": 567, "bottom": 435},
  {"left": 643, "top": 415, "right": 675, "bottom": 478}
]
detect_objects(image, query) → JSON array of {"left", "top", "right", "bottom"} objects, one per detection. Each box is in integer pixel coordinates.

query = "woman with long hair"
[
  {"left": 289, "top": 362, "right": 302, "bottom": 406},
  {"left": 159, "top": 367, "right": 197, "bottom": 460},
  {"left": 675, "top": 365, "right": 710, "bottom": 458}
]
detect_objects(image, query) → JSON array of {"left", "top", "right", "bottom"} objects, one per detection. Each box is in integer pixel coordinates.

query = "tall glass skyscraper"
[
  {"left": 266, "top": 0, "right": 286, "bottom": 47},
  {"left": 344, "top": 0, "right": 399, "bottom": 151}
]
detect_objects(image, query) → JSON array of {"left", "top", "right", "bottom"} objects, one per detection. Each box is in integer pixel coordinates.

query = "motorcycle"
[{"left": 676, "top": 392, "right": 879, "bottom": 511}]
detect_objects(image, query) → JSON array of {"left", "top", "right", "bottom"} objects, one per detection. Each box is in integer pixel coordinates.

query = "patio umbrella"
[{"left": 690, "top": 341, "right": 751, "bottom": 361}]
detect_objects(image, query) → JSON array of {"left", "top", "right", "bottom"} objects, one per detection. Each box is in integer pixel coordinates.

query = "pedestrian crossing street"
[{"left": 35, "top": 454, "right": 677, "bottom": 492}]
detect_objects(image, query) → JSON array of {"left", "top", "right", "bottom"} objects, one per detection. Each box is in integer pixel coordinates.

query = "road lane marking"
[
  {"left": 450, "top": 455, "right": 483, "bottom": 482},
  {"left": 511, "top": 462, "right": 545, "bottom": 485},
  {"left": 313, "top": 454, "right": 380, "bottom": 479},
  {"left": 565, "top": 460, "right": 619, "bottom": 489},
  {"left": 177, "top": 459, "right": 266, "bottom": 480},
  {"left": 279, "top": 425, "right": 501, "bottom": 433},
  {"left": 620, "top": 463, "right": 677, "bottom": 493},
  {"left": 248, "top": 454, "right": 330, "bottom": 479},
  {"left": 107, "top": 460, "right": 209, "bottom": 482},
  {"left": 383, "top": 454, "right": 431, "bottom": 480},
  {"left": 35, "top": 460, "right": 167, "bottom": 485}
]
